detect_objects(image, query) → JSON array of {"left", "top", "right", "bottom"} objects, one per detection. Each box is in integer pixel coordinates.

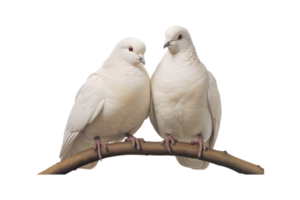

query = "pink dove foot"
[
  {"left": 94, "top": 137, "right": 108, "bottom": 161},
  {"left": 190, "top": 135, "right": 206, "bottom": 158},
  {"left": 161, "top": 134, "right": 178, "bottom": 154},
  {"left": 125, "top": 133, "right": 145, "bottom": 151}
]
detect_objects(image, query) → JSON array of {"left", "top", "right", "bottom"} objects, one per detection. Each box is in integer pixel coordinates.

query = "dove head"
[
  {"left": 111, "top": 38, "right": 146, "bottom": 66},
  {"left": 164, "top": 26, "right": 192, "bottom": 53}
]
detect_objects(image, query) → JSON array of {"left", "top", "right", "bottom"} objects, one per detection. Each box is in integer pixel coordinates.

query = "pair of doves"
[{"left": 59, "top": 25, "right": 221, "bottom": 170}]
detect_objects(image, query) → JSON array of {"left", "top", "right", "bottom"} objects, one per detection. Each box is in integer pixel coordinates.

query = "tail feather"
[
  {"left": 176, "top": 156, "right": 209, "bottom": 170},
  {"left": 60, "top": 131, "right": 80, "bottom": 159}
]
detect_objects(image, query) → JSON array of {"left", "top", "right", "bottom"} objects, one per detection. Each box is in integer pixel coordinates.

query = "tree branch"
[{"left": 39, "top": 142, "right": 264, "bottom": 175}]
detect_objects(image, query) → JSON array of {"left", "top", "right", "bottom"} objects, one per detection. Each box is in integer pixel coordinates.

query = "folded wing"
[
  {"left": 207, "top": 71, "right": 222, "bottom": 149},
  {"left": 59, "top": 73, "right": 105, "bottom": 158}
]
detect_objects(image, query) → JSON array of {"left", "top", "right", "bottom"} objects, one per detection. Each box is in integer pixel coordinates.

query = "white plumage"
[
  {"left": 150, "top": 26, "right": 221, "bottom": 169},
  {"left": 60, "top": 38, "right": 150, "bottom": 169}
]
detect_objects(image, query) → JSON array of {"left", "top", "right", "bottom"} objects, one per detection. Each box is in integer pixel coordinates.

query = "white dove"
[
  {"left": 60, "top": 38, "right": 150, "bottom": 169},
  {"left": 150, "top": 26, "right": 221, "bottom": 169}
]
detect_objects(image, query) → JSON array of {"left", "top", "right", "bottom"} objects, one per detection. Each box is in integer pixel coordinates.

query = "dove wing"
[
  {"left": 207, "top": 71, "right": 222, "bottom": 148},
  {"left": 149, "top": 91, "right": 160, "bottom": 135},
  {"left": 150, "top": 92, "right": 160, "bottom": 136},
  {"left": 59, "top": 73, "right": 105, "bottom": 158}
]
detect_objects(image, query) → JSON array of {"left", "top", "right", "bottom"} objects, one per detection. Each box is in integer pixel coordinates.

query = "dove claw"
[
  {"left": 167, "top": 142, "right": 172, "bottom": 154},
  {"left": 161, "top": 134, "right": 177, "bottom": 154},
  {"left": 94, "top": 137, "right": 106, "bottom": 160},
  {"left": 125, "top": 133, "right": 145, "bottom": 151},
  {"left": 190, "top": 135, "right": 206, "bottom": 159}
]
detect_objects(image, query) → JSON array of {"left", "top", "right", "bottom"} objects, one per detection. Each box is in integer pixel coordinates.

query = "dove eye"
[
  {"left": 128, "top": 46, "right": 134, "bottom": 52},
  {"left": 178, "top": 34, "right": 182, "bottom": 40}
]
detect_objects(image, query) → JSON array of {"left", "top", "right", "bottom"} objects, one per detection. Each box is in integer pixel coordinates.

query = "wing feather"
[
  {"left": 149, "top": 91, "right": 160, "bottom": 135},
  {"left": 59, "top": 73, "right": 105, "bottom": 158},
  {"left": 207, "top": 71, "right": 222, "bottom": 148}
]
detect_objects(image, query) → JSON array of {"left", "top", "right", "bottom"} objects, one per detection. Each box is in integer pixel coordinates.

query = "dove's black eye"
[
  {"left": 128, "top": 46, "right": 133, "bottom": 52},
  {"left": 178, "top": 34, "right": 182, "bottom": 40}
]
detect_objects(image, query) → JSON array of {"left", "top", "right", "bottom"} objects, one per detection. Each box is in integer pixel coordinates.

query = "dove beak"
[
  {"left": 163, "top": 41, "right": 172, "bottom": 53},
  {"left": 139, "top": 54, "right": 146, "bottom": 64},
  {"left": 163, "top": 41, "right": 172, "bottom": 49}
]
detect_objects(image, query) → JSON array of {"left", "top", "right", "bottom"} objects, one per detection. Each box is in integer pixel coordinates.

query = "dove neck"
[
  {"left": 101, "top": 56, "right": 145, "bottom": 79},
  {"left": 102, "top": 56, "right": 131, "bottom": 70},
  {"left": 169, "top": 43, "right": 201, "bottom": 64},
  {"left": 187, "top": 43, "right": 197, "bottom": 52}
]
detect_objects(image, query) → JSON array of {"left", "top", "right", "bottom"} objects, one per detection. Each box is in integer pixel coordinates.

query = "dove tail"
[
  {"left": 79, "top": 161, "right": 98, "bottom": 169},
  {"left": 175, "top": 156, "right": 210, "bottom": 170}
]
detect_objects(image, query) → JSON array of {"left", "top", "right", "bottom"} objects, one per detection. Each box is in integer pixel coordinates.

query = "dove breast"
[{"left": 151, "top": 52, "right": 213, "bottom": 143}]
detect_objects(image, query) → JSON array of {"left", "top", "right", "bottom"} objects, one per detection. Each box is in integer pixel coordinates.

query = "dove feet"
[
  {"left": 162, "top": 134, "right": 178, "bottom": 154},
  {"left": 125, "top": 133, "right": 145, "bottom": 151},
  {"left": 190, "top": 135, "right": 206, "bottom": 158},
  {"left": 94, "top": 137, "right": 108, "bottom": 161}
]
